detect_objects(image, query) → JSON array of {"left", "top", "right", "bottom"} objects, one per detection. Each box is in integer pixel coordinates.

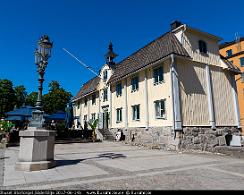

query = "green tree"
[
  {"left": 14, "top": 85, "right": 27, "bottom": 108},
  {"left": 48, "top": 80, "right": 60, "bottom": 91},
  {"left": 43, "top": 81, "right": 72, "bottom": 114},
  {"left": 0, "top": 79, "right": 16, "bottom": 117},
  {"left": 25, "top": 92, "right": 38, "bottom": 107}
]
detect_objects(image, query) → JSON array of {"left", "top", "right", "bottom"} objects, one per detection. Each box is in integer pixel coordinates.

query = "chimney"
[{"left": 170, "top": 20, "right": 182, "bottom": 31}]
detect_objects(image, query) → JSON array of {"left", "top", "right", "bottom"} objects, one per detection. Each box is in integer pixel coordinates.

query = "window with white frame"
[
  {"left": 132, "top": 105, "right": 140, "bottom": 120},
  {"left": 103, "top": 88, "right": 108, "bottom": 102},
  {"left": 103, "top": 70, "right": 108, "bottom": 81},
  {"left": 84, "top": 98, "right": 88, "bottom": 106},
  {"left": 154, "top": 99, "right": 166, "bottom": 119},
  {"left": 91, "top": 113, "right": 96, "bottom": 121},
  {"left": 116, "top": 108, "right": 122, "bottom": 122},
  {"left": 116, "top": 82, "right": 122, "bottom": 96},
  {"left": 131, "top": 76, "right": 139, "bottom": 92},
  {"left": 153, "top": 66, "right": 164, "bottom": 85},
  {"left": 92, "top": 94, "right": 96, "bottom": 105}
]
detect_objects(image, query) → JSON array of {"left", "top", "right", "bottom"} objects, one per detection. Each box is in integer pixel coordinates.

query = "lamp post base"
[
  {"left": 15, "top": 160, "right": 56, "bottom": 172},
  {"left": 16, "top": 127, "right": 56, "bottom": 171}
]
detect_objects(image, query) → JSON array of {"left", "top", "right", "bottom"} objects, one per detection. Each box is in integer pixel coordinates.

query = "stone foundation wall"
[
  {"left": 110, "top": 127, "right": 180, "bottom": 150},
  {"left": 110, "top": 126, "right": 242, "bottom": 151},
  {"left": 179, "top": 127, "right": 241, "bottom": 152}
]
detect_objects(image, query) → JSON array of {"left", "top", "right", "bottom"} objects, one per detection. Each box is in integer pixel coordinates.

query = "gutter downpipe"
[{"left": 170, "top": 54, "right": 182, "bottom": 131}]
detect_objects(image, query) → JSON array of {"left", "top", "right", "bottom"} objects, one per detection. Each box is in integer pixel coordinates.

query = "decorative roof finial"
[{"left": 105, "top": 41, "right": 118, "bottom": 66}]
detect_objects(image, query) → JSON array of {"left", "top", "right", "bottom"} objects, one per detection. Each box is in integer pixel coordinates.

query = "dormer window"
[
  {"left": 198, "top": 40, "right": 207, "bottom": 54},
  {"left": 103, "top": 70, "right": 108, "bottom": 81}
]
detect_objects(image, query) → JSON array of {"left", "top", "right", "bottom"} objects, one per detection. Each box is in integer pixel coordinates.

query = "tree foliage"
[
  {"left": 43, "top": 81, "right": 72, "bottom": 114},
  {"left": 14, "top": 85, "right": 27, "bottom": 108},
  {"left": 25, "top": 92, "right": 38, "bottom": 107},
  {"left": 0, "top": 79, "right": 16, "bottom": 117},
  {"left": 0, "top": 79, "right": 72, "bottom": 116}
]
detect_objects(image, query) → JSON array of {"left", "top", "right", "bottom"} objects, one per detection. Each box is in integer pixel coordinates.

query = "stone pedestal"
[{"left": 15, "top": 127, "right": 56, "bottom": 171}]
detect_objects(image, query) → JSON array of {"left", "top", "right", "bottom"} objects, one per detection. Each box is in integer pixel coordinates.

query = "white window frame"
[
  {"left": 103, "top": 70, "right": 108, "bottom": 81},
  {"left": 153, "top": 66, "right": 164, "bottom": 85},
  {"left": 116, "top": 82, "right": 122, "bottom": 97},
  {"left": 92, "top": 94, "right": 96, "bottom": 105},
  {"left": 154, "top": 99, "right": 166, "bottom": 119},
  {"left": 91, "top": 113, "right": 96, "bottom": 121},
  {"left": 132, "top": 104, "right": 140, "bottom": 121},
  {"left": 116, "top": 108, "right": 122, "bottom": 123},
  {"left": 131, "top": 76, "right": 139, "bottom": 92}
]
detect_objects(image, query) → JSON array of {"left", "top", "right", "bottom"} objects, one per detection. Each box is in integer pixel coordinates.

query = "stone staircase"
[{"left": 98, "top": 129, "right": 115, "bottom": 141}]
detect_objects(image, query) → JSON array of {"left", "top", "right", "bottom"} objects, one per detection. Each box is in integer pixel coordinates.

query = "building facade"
[
  {"left": 73, "top": 21, "right": 241, "bottom": 150},
  {"left": 220, "top": 38, "right": 244, "bottom": 131}
]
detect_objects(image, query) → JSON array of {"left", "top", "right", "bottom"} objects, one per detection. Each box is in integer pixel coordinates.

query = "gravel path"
[{"left": 0, "top": 148, "right": 5, "bottom": 187}]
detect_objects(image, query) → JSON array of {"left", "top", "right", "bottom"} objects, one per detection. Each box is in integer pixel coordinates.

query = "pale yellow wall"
[
  {"left": 210, "top": 66, "right": 236, "bottom": 126},
  {"left": 110, "top": 60, "right": 173, "bottom": 129},
  {"left": 174, "top": 27, "right": 220, "bottom": 66},
  {"left": 177, "top": 59, "right": 210, "bottom": 126},
  {"left": 89, "top": 91, "right": 100, "bottom": 120},
  {"left": 184, "top": 31, "right": 220, "bottom": 66},
  {"left": 111, "top": 80, "right": 125, "bottom": 128},
  {"left": 147, "top": 60, "right": 173, "bottom": 127}
]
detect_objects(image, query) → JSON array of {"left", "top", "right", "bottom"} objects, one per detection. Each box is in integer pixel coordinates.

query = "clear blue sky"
[{"left": 0, "top": 0, "right": 244, "bottom": 96}]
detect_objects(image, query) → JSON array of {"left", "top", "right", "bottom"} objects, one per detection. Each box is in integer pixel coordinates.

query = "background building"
[{"left": 220, "top": 37, "right": 244, "bottom": 131}]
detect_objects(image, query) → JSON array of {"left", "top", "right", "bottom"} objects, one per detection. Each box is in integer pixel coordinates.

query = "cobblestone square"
[{"left": 1, "top": 142, "right": 244, "bottom": 190}]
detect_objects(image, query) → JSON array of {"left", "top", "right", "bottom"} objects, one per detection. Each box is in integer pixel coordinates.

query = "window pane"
[
  {"left": 240, "top": 58, "right": 244, "bottom": 67},
  {"left": 242, "top": 73, "right": 244, "bottom": 82},
  {"left": 116, "top": 109, "right": 119, "bottom": 121},
  {"left": 226, "top": 50, "right": 232, "bottom": 57},
  {"left": 131, "top": 77, "right": 138, "bottom": 91},
  {"left": 160, "top": 100, "right": 165, "bottom": 117},
  {"left": 155, "top": 102, "right": 160, "bottom": 117},
  {"left": 159, "top": 67, "right": 163, "bottom": 82},
  {"left": 199, "top": 40, "right": 207, "bottom": 53},
  {"left": 137, "top": 105, "right": 140, "bottom": 120},
  {"left": 153, "top": 69, "right": 158, "bottom": 83}
]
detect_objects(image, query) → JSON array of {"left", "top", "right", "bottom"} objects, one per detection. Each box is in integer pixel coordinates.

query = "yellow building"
[
  {"left": 220, "top": 38, "right": 244, "bottom": 132},
  {"left": 73, "top": 21, "right": 241, "bottom": 150}
]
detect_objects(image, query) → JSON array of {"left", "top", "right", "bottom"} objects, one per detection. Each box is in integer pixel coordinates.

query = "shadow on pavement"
[{"left": 55, "top": 152, "right": 127, "bottom": 167}]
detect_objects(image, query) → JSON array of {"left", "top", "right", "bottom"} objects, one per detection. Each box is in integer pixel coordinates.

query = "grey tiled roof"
[
  {"left": 108, "top": 32, "right": 190, "bottom": 83},
  {"left": 74, "top": 76, "right": 100, "bottom": 100}
]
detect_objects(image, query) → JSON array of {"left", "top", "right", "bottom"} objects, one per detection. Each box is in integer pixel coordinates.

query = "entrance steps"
[{"left": 98, "top": 129, "right": 115, "bottom": 141}]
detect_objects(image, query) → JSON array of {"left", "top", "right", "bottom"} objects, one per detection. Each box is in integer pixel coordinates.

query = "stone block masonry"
[
  {"left": 180, "top": 127, "right": 241, "bottom": 152},
  {"left": 110, "top": 127, "right": 180, "bottom": 150},
  {"left": 109, "top": 126, "right": 242, "bottom": 152}
]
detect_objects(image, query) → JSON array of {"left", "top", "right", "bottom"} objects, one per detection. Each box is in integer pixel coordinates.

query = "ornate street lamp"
[
  {"left": 16, "top": 35, "right": 56, "bottom": 171},
  {"left": 34, "top": 35, "right": 53, "bottom": 110}
]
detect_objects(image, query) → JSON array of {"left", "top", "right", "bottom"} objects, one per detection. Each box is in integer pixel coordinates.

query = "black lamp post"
[
  {"left": 29, "top": 35, "right": 53, "bottom": 128},
  {"left": 34, "top": 35, "right": 53, "bottom": 110},
  {"left": 16, "top": 35, "right": 55, "bottom": 172}
]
